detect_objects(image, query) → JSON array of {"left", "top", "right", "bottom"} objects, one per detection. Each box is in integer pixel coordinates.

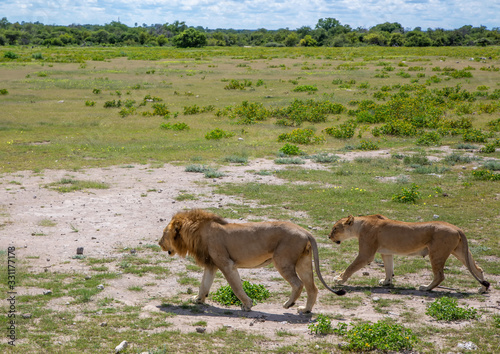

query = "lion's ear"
[
  {"left": 346, "top": 215, "right": 354, "bottom": 225},
  {"left": 172, "top": 220, "right": 182, "bottom": 240}
]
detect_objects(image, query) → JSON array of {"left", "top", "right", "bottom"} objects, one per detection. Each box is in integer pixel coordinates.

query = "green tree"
[
  {"left": 284, "top": 32, "right": 299, "bottom": 47},
  {"left": 173, "top": 28, "right": 207, "bottom": 48},
  {"left": 389, "top": 32, "right": 405, "bottom": 46},
  {"left": 405, "top": 31, "right": 432, "bottom": 47},
  {"left": 299, "top": 35, "right": 317, "bottom": 47}
]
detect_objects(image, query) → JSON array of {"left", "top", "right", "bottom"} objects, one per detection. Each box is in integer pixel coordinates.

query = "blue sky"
[{"left": 1, "top": 0, "right": 498, "bottom": 30}]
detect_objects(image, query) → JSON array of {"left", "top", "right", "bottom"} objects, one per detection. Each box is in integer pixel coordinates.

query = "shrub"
[
  {"left": 335, "top": 320, "right": 417, "bottom": 352},
  {"left": 479, "top": 143, "right": 496, "bottom": 153},
  {"left": 224, "top": 79, "right": 251, "bottom": 90},
  {"left": 205, "top": 128, "right": 235, "bottom": 140},
  {"left": 160, "top": 122, "right": 190, "bottom": 131},
  {"left": 4, "top": 51, "right": 18, "bottom": 59},
  {"left": 324, "top": 120, "right": 357, "bottom": 139},
  {"left": 308, "top": 314, "right": 333, "bottom": 335},
  {"left": 274, "top": 157, "right": 305, "bottom": 165},
  {"left": 426, "top": 297, "right": 480, "bottom": 321},
  {"left": 357, "top": 139, "right": 379, "bottom": 150},
  {"left": 277, "top": 128, "right": 325, "bottom": 145},
  {"left": 229, "top": 101, "right": 270, "bottom": 124},
  {"left": 0, "top": 89, "right": 9, "bottom": 95},
  {"left": 279, "top": 143, "right": 302, "bottom": 156},
  {"left": 212, "top": 281, "right": 269, "bottom": 307},
  {"left": 487, "top": 118, "right": 500, "bottom": 132},
  {"left": 292, "top": 85, "right": 318, "bottom": 92},
  {"left": 310, "top": 153, "right": 340, "bottom": 163},
  {"left": 463, "top": 129, "right": 488, "bottom": 143},
  {"left": 472, "top": 169, "right": 500, "bottom": 181},
  {"left": 417, "top": 131, "right": 442, "bottom": 146},
  {"left": 392, "top": 183, "right": 421, "bottom": 203},
  {"left": 104, "top": 100, "right": 121, "bottom": 108}
]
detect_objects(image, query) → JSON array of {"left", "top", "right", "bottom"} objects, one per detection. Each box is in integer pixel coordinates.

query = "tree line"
[{"left": 0, "top": 17, "right": 498, "bottom": 48}]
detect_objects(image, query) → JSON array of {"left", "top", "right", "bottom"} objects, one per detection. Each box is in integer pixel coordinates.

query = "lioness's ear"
[{"left": 346, "top": 215, "right": 354, "bottom": 225}]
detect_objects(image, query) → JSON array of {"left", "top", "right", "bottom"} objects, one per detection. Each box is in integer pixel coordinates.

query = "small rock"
[
  {"left": 97, "top": 284, "right": 104, "bottom": 290},
  {"left": 100, "top": 322, "right": 108, "bottom": 327},
  {"left": 43, "top": 290, "right": 52, "bottom": 295},
  {"left": 223, "top": 324, "right": 232, "bottom": 328},
  {"left": 362, "top": 272, "right": 370, "bottom": 276},
  {"left": 115, "top": 340, "right": 128, "bottom": 353},
  {"left": 196, "top": 327, "right": 206, "bottom": 333},
  {"left": 85, "top": 275, "right": 92, "bottom": 280},
  {"left": 22, "top": 313, "right": 32, "bottom": 319},
  {"left": 372, "top": 297, "right": 380, "bottom": 302},
  {"left": 130, "top": 249, "right": 137, "bottom": 254},
  {"left": 76, "top": 247, "right": 84, "bottom": 255},
  {"left": 457, "top": 341, "right": 477, "bottom": 351},
  {"left": 433, "top": 214, "right": 439, "bottom": 219},
  {"left": 280, "top": 321, "right": 288, "bottom": 325}
]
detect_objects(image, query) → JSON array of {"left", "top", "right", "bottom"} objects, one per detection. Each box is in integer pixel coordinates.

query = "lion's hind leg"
[
  {"left": 295, "top": 253, "right": 318, "bottom": 313},
  {"left": 274, "top": 257, "right": 305, "bottom": 312},
  {"left": 452, "top": 245, "right": 489, "bottom": 293},
  {"left": 419, "top": 250, "right": 448, "bottom": 291}
]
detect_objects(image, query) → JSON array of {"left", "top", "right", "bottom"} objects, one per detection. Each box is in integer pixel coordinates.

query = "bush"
[
  {"left": 392, "top": 183, "right": 421, "bottom": 203},
  {"left": 160, "top": 122, "right": 190, "bottom": 131},
  {"left": 279, "top": 143, "right": 302, "bottom": 156},
  {"left": 292, "top": 85, "right": 318, "bottom": 92},
  {"left": 417, "top": 131, "right": 442, "bottom": 146},
  {"left": 277, "top": 128, "right": 325, "bottom": 145},
  {"left": 308, "top": 314, "right": 333, "bottom": 335},
  {"left": 334, "top": 320, "right": 417, "bottom": 352},
  {"left": 4, "top": 51, "right": 18, "bottom": 59},
  {"left": 426, "top": 297, "right": 480, "bottom": 321},
  {"left": 472, "top": 169, "right": 500, "bottom": 181},
  {"left": 205, "top": 128, "right": 235, "bottom": 140},
  {"left": 212, "top": 281, "right": 269, "bottom": 307},
  {"left": 0, "top": 89, "right": 9, "bottom": 95},
  {"left": 463, "top": 129, "right": 489, "bottom": 143},
  {"left": 324, "top": 120, "right": 357, "bottom": 139},
  {"left": 357, "top": 139, "right": 379, "bottom": 151}
]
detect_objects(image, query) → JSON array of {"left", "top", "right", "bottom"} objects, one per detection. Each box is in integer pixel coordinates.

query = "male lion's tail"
[
  {"left": 308, "top": 235, "right": 346, "bottom": 296},
  {"left": 459, "top": 230, "right": 490, "bottom": 290}
]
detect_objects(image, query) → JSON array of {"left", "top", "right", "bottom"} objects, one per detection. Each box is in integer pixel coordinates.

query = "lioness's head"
[
  {"left": 328, "top": 215, "right": 355, "bottom": 244},
  {"left": 158, "top": 218, "right": 183, "bottom": 256}
]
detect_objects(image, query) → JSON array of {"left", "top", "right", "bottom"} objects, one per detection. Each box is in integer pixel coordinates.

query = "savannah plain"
[{"left": 1, "top": 46, "right": 500, "bottom": 353}]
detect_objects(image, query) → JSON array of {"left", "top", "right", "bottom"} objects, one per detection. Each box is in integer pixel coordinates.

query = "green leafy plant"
[
  {"left": 335, "top": 320, "right": 417, "bottom": 352},
  {"left": 471, "top": 169, "right": 500, "bottom": 181},
  {"left": 212, "top": 281, "right": 270, "bottom": 307},
  {"left": 277, "top": 128, "right": 325, "bottom": 145},
  {"left": 392, "top": 183, "right": 421, "bottom": 203},
  {"left": 308, "top": 314, "right": 333, "bottom": 335},
  {"left": 0, "top": 89, "right": 8, "bottom": 95},
  {"left": 324, "top": 120, "right": 357, "bottom": 139},
  {"left": 426, "top": 297, "right": 480, "bottom": 321},
  {"left": 417, "top": 131, "right": 442, "bottom": 146},
  {"left": 279, "top": 143, "right": 302, "bottom": 156},
  {"left": 160, "top": 122, "right": 190, "bottom": 131},
  {"left": 356, "top": 139, "right": 379, "bottom": 150},
  {"left": 292, "top": 84, "right": 318, "bottom": 92},
  {"left": 205, "top": 128, "right": 235, "bottom": 140}
]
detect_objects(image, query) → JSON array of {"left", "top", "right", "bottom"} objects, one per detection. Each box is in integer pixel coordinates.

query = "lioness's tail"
[
  {"left": 308, "top": 235, "right": 346, "bottom": 296},
  {"left": 459, "top": 230, "right": 490, "bottom": 290}
]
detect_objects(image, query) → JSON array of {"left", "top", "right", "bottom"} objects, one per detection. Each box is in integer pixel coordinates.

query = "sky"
[{"left": 1, "top": 0, "right": 499, "bottom": 31}]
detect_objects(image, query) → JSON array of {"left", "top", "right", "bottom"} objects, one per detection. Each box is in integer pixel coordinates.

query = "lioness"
[
  {"left": 329, "top": 215, "right": 490, "bottom": 293},
  {"left": 159, "top": 209, "right": 345, "bottom": 312}
]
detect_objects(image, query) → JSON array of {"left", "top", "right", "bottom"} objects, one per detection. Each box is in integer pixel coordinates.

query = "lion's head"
[
  {"left": 328, "top": 215, "right": 354, "bottom": 244},
  {"left": 158, "top": 209, "right": 227, "bottom": 266}
]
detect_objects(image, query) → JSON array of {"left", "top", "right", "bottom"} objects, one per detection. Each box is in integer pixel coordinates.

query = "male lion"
[
  {"left": 328, "top": 215, "right": 490, "bottom": 293},
  {"left": 159, "top": 209, "right": 345, "bottom": 313}
]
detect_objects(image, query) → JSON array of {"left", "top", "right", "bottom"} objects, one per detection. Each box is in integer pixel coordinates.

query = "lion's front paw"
[
  {"left": 297, "top": 306, "right": 311, "bottom": 314},
  {"left": 379, "top": 279, "right": 392, "bottom": 286},
  {"left": 418, "top": 285, "right": 432, "bottom": 292},
  {"left": 283, "top": 300, "right": 295, "bottom": 309},
  {"left": 192, "top": 295, "right": 205, "bottom": 304},
  {"left": 333, "top": 275, "right": 345, "bottom": 285},
  {"left": 241, "top": 303, "right": 253, "bottom": 312}
]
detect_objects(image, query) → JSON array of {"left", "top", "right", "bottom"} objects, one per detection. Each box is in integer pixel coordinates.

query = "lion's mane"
[{"left": 171, "top": 209, "right": 227, "bottom": 267}]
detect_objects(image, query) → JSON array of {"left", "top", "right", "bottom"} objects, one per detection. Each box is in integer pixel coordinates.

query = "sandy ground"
[{"left": 1, "top": 153, "right": 499, "bottom": 351}]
